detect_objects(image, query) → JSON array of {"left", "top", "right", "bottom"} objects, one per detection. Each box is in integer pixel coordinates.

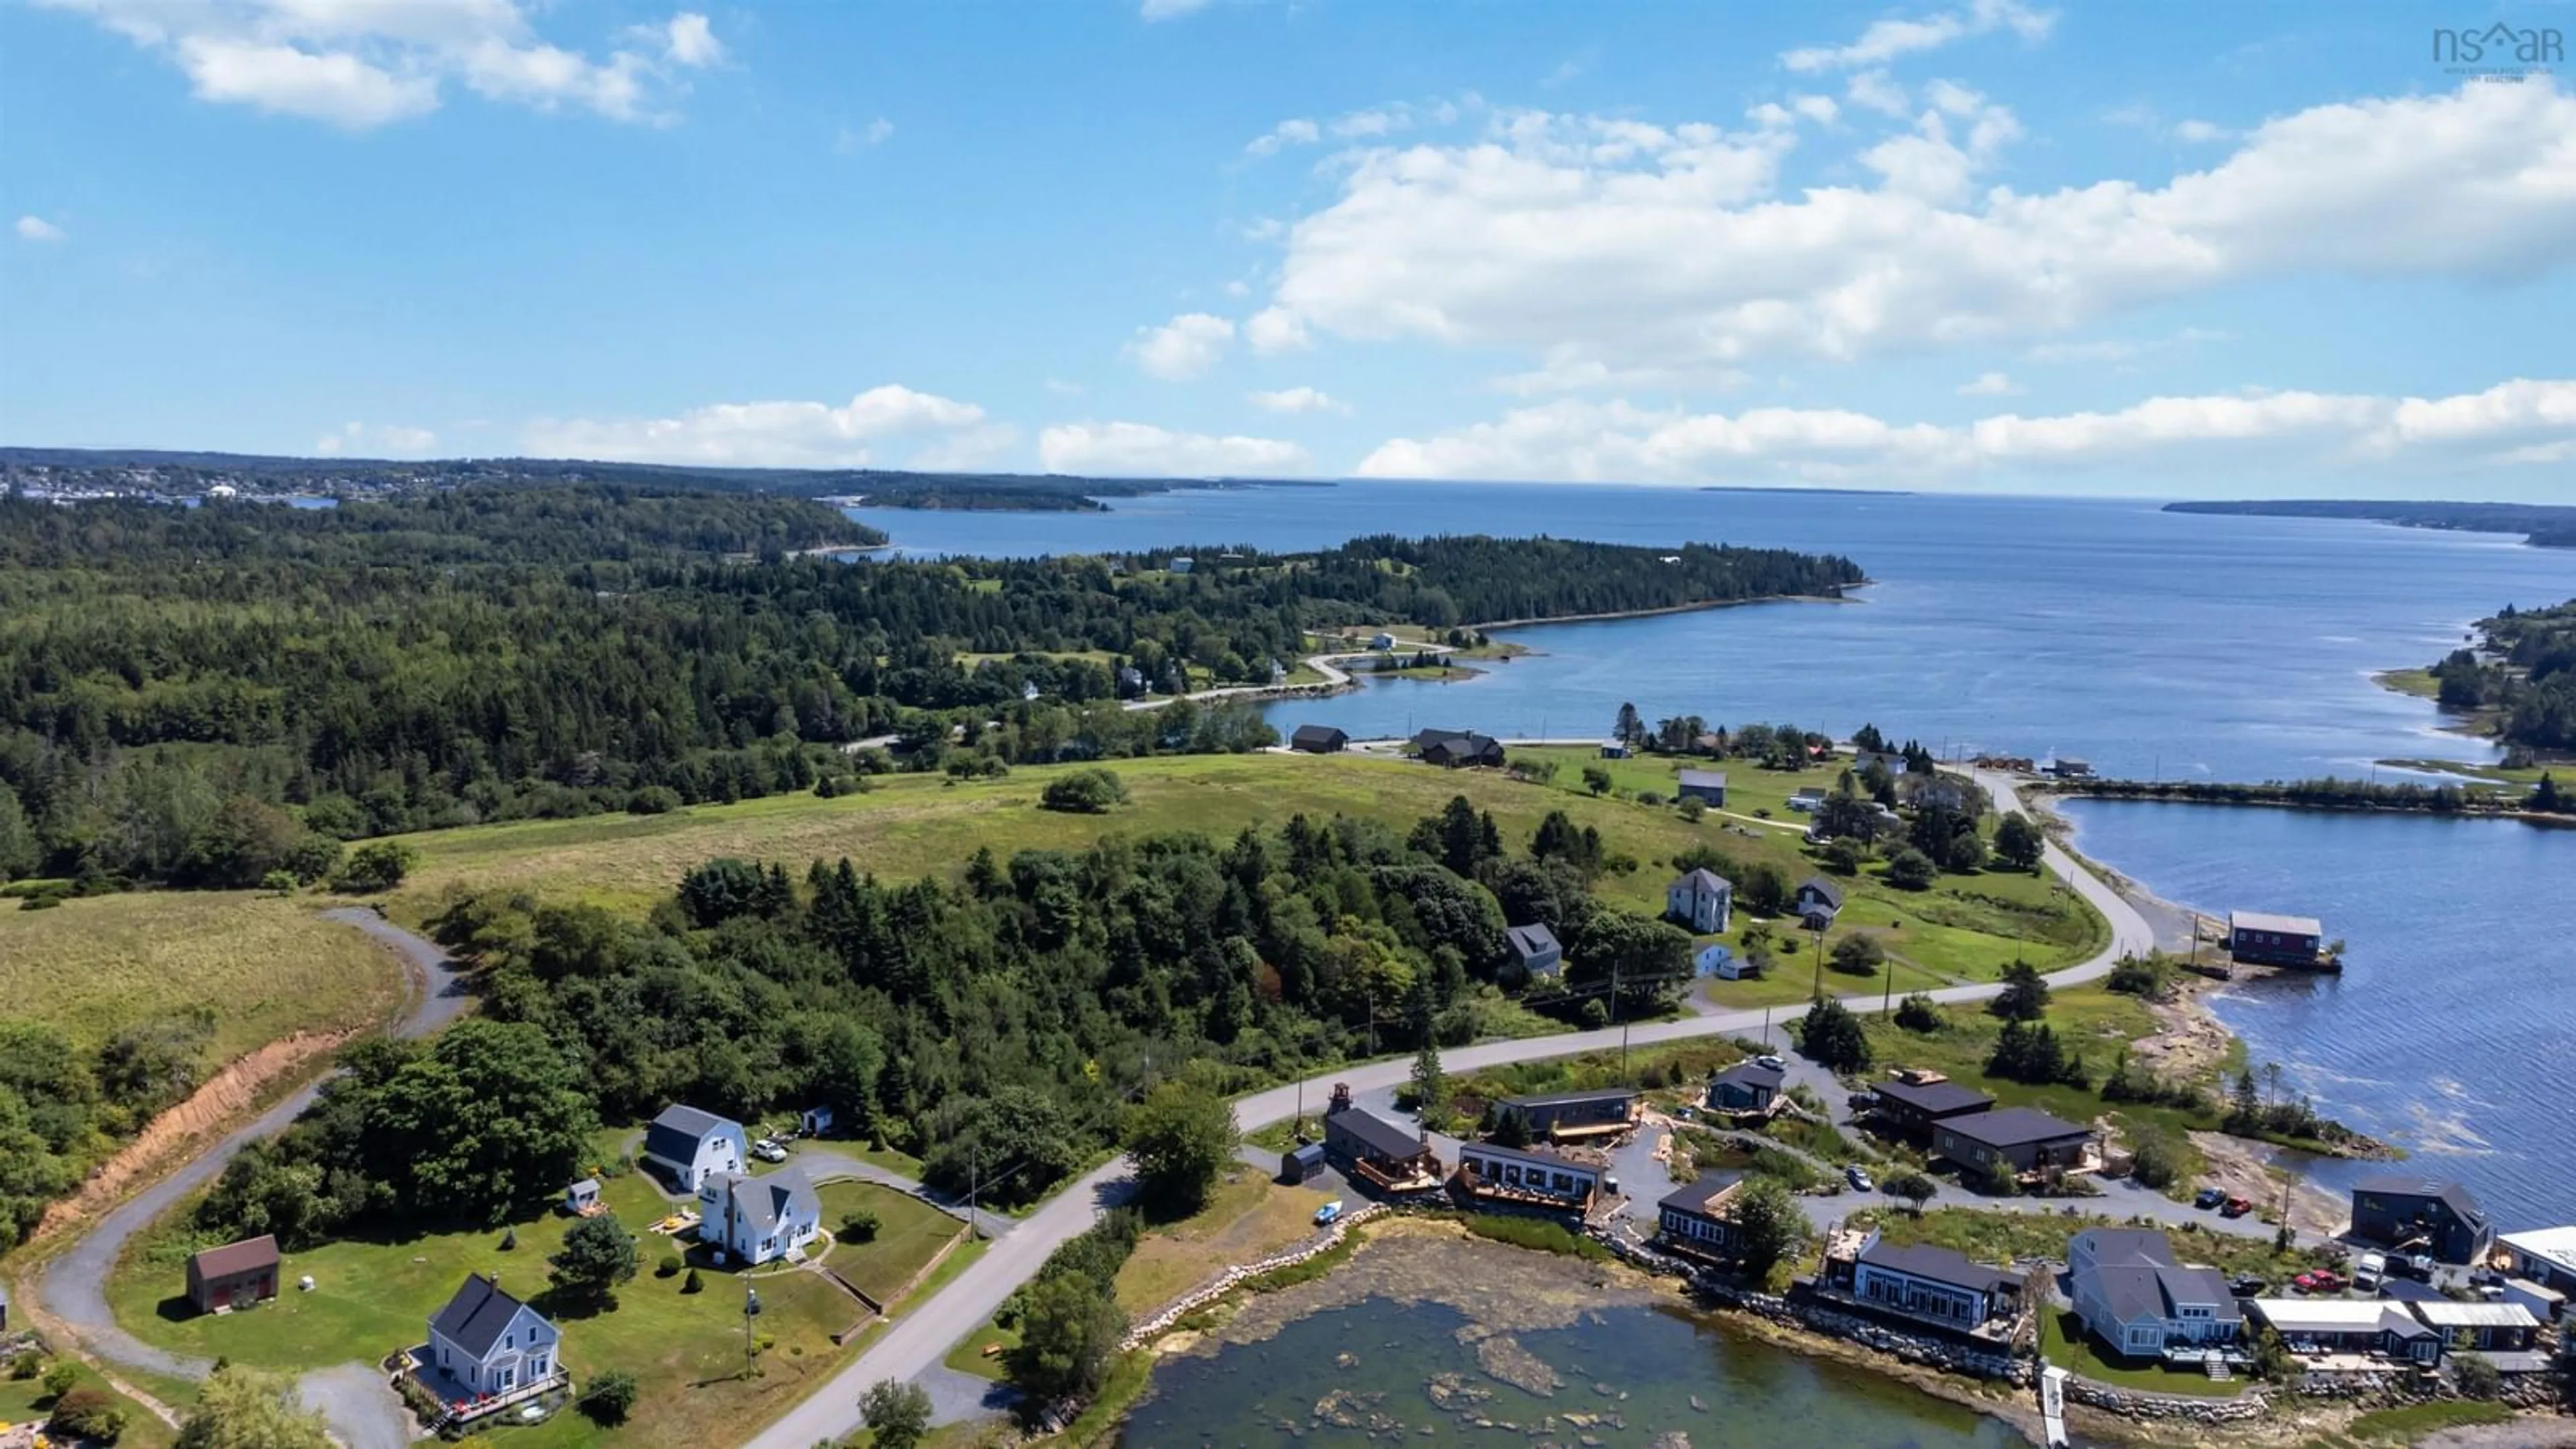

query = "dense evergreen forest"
[
  {"left": 2164, "top": 498, "right": 2576, "bottom": 549},
  {"left": 0, "top": 487, "right": 1860, "bottom": 888},
  {"left": 177, "top": 800, "right": 1686, "bottom": 1248},
  {"left": 2426, "top": 598, "right": 2576, "bottom": 751}
]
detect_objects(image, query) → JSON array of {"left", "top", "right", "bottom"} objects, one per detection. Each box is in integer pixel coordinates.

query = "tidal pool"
[{"left": 1118, "top": 1236, "right": 2033, "bottom": 1449}]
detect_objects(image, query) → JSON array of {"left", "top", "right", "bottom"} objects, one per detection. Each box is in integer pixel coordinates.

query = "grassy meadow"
[{"left": 0, "top": 889, "right": 405, "bottom": 1062}]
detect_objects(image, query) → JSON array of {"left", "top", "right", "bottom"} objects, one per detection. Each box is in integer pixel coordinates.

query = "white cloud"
[
  {"left": 1792, "top": 94, "right": 1839, "bottom": 125},
  {"left": 1128, "top": 312, "right": 1236, "bottom": 380},
  {"left": 1140, "top": 0, "right": 1208, "bottom": 20},
  {"left": 1259, "top": 80, "right": 2576, "bottom": 380},
  {"left": 314, "top": 421, "right": 437, "bottom": 456},
  {"left": 1244, "top": 306, "right": 1310, "bottom": 354},
  {"left": 1244, "top": 117, "right": 1320, "bottom": 157},
  {"left": 522, "top": 385, "right": 994, "bottom": 466},
  {"left": 1353, "top": 378, "right": 2576, "bottom": 484},
  {"left": 2026, "top": 327, "right": 2226, "bottom": 364},
  {"left": 1782, "top": 0, "right": 2055, "bottom": 73},
  {"left": 1039, "top": 421, "right": 1309, "bottom": 476},
  {"left": 1957, "top": 370, "right": 2021, "bottom": 396},
  {"left": 1042, "top": 378, "right": 1086, "bottom": 396},
  {"left": 837, "top": 117, "right": 895, "bottom": 152},
  {"left": 1845, "top": 70, "right": 1910, "bottom": 117},
  {"left": 42, "top": 0, "right": 718, "bottom": 129},
  {"left": 1247, "top": 386, "right": 1348, "bottom": 414},
  {"left": 15, "top": 215, "right": 66, "bottom": 243},
  {"left": 2172, "top": 118, "right": 2232, "bottom": 144}
]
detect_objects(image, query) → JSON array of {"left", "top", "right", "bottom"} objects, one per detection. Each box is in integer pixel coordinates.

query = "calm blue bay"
[{"left": 855, "top": 483, "right": 2576, "bottom": 1226}]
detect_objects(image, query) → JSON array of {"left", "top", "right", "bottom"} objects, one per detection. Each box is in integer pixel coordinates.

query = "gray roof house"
[
  {"left": 1664, "top": 867, "right": 1733, "bottom": 934},
  {"left": 2350, "top": 1176, "right": 2493, "bottom": 1265},
  {"left": 1505, "top": 922, "right": 1563, "bottom": 978},
  {"left": 2068, "top": 1229, "right": 2241, "bottom": 1359},
  {"left": 1674, "top": 769, "right": 1728, "bottom": 806},
  {"left": 1931, "top": 1105, "right": 2094, "bottom": 1178},
  {"left": 419, "top": 1274, "right": 562, "bottom": 1408},
  {"left": 1794, "top": 876, "right": 1844, "bottom": 926},
  {"left": 702, "top": 1169, "right": 824, "bottom": 1267},
  {"left": 642, "top": 1104, "right": 749, "bottom": 1193},
  {"left": 1707, "top": 1060, "right": 1784, "bottom": 1115}
]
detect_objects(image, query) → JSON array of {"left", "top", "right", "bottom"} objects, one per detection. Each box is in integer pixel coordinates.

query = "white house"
[
  {"left": 701, "top": 1170, "right": 823, "bottom": 1267},
  {"left": 1506, "top": 922, "right": 1563, "bottom": 979},
  {"left": 1696, "top": 943, "right": 1754, "bottom": 979},
  {"left": 641, "top": 1104, "right": 747, "bottom": 1193},
  {"left": 1369, "top": 631, "right": 1397, "bottom": 650},
  {"left": 2068, "top": 1229, "right": 2241, "bottom": 1359},
  {"left": 423, "top": 1274, "right": 560, "bottom": 1401},
  {"left": 1664, "top": 868, "right": 1733, "bottom": 934}
]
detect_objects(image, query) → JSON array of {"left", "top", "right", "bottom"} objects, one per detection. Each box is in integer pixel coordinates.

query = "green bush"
[
  {"left": 42, "top": 1360, "right": 79, "bottom": 1401},
  {"left": 1038, "top": 769, "right": 1128, "bottom": 813},
  {"left": 330, "top": 839, "right": 415, "bottom": 894},
  {"left": 7, "top": 1350, "right": 41, "bottom": 1380},
  {"left": 1464, "top": 1214, "right": 1607, "bottom": 1261},
  {"left": 656, "top": 1253, "right": 684, "bottom": 1277},
  {"left": 48, "top": 1385, "right": 127, "bottom": 1442},
  {"left": 840, "top": 1209, "right": 880, "bottom": 1242},
  {"left": 578, "top": 1370, "right": 639, "bottom": 1425},
  {"left": 681, "top": 1267, "right": 704, "bottom": 1293}
]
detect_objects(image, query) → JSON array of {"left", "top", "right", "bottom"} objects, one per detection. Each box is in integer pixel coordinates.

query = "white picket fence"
[{"left": 1120, "top": 1203, "right": 1389, "bottom": 1348}]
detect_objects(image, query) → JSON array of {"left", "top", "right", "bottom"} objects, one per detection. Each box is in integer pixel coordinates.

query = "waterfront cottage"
[
  {"left": 1457, "top": 1140, "right": 1606, "bottom": 1212},
  {"left": 1323, "top": 1105, "right": 1442, "bottom": 1189},
  {"left": 1674, "top": 769, "right": 1727, "bottom": 807},
  {"left": 641, "top": 1104, "right": 749, "bottom": 1193},
  {"left": 1290, "top": 724, "right": 1349, "bottom": 754},
  {"left": 1657, "top": 1172, "right": 1744, "bottom": 1260},
  {"left": 1869, "top": 1072, "right": 1994, "bottom": 1144},
  {"left": 1931, "top": 1106, "right": 2094, "bottom": 1179},
  {"left": 1706, "top": 1060, "right": 1783, "bottom": 1116},
  {"left": 1413, "top": 728, "right": 1505, "bottom": 768},
  {"left": 1664, "top": 868, "right": 1733, "bottom": 934},
  {"left": 2500, "top": 1226, "right": 2576, "bottom": 1295},
  {"left": 2228, "top": 910, "right": 2324, "bottom": 967},
  {"left": 2349, "top": 1176, "right": 2493, "bottom": 1265},
  {"left": 1506, "top": 922, "right": 1563, "bottom": 979},
  {"left": 1847, "top": 1238, "right": 2023, "bottom": 1334},
  {"left": 2067, "top": 1228, "right": 2241, "bottom": 1359},
  {"left": 2246, "top": 1299, "right": 2443, "bottom": 1366},
  {"left": 186, "top": 1234, "right": 280, "bottom": 1315},
  {"left": 1695, "top": 942, "right": 1750, "bottom": 979},
  {"left": 1497, "top": 1087, "right": 1637, "bottom": 1141},
  {"left": 2410, "top": 1300, "right": 2543, "bottom": 1354},
  {"left": 701, "top": 1169, "right": 822, "bottom": 1266}
]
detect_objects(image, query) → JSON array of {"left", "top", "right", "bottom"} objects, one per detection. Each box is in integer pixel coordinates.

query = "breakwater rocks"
[
  {"left": 1122, "top": 1203, "right": 1387, "bottom": 1348},
  {"left": 2062, "top": 1379, "right": 2269, "bottom": 1423}
]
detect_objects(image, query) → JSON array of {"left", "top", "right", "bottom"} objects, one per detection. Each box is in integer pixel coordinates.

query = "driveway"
[{"left": 41, "top": 907, "right": 470, "bottom": 1433}]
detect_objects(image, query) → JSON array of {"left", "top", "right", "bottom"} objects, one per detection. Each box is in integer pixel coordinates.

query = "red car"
[
  {"left": 2296, "top": 1270, "right": 2346, "bottom": 1293},
  {"left": 2219, "top": 1195, "right": 2253, "bottom": 1218}
]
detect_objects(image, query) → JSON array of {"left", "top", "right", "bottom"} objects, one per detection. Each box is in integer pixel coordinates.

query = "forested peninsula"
[
  {"left": 2163, "top": 498, "right": 2576, "bottom": 549},
  {"left": 2424, "top": 598, "right": 2576, "bottom": 753},
  {"left": 0, "top": 486, "right": 1861, "bottom": 890}
]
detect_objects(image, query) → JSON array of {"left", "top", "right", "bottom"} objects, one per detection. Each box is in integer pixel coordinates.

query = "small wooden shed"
[
  {"left": 186, "top": 1234, "right": 280, "bottom": 1315},
  {"left": 565, "top": 1178, "right": 602, "bottom": 1215}
]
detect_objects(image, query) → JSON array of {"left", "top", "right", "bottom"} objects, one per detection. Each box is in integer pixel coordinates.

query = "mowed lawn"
[
  {"left": 0, "top": 889, "right": 404, "bottom": 1061},
  {"left": 381, "top": 753, "right": 2102, "bottom": 1000},
  {"left": 107, "top": 1171, "right": 913, "bottom": 1449},
  {"left": 812, "top": 1179, "right": 965, "bottom": 1303},
  {"left": 1112, "top": 1165, "right": 1333, "bottom": 1316}
]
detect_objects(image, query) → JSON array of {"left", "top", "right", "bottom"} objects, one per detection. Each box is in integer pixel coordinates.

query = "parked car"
[
  {"left": 2227, "top": 1276, "right": 2267, "bottom": 1297},
  {"left": 1845, "top": 1165, "right": 1874, "bottom": 1193},
  {"left": 751, "top": 1138, "right": 787, "bottom": 1163},
  {"left": 2296, "top": 1270, "right": 2347, "bottom": 1294},
  {"left": 1314, "top": 1199, "right": 1344, "bottom": 1226},
  {"left": 2354, "top": 1252, "right": 2386, "bottom": 1291},
  {"left": 1756, "top": 1055, "right": 1786, "bottom": 1071},
  {"left": 2293, "top": 1271, "right": 2325, "bottom": 1293},
  {"left": 2194, "top": 1187, "right": 2226, "bottom": 1210},
  {"left": 1847, "top": 1090, "right": 1879, "bottom": 1112},
  {"left": 2220, "top": 1195, "right": 2253, "bottom": 1218}
]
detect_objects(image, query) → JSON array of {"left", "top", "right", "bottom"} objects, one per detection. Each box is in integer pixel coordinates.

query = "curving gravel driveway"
[{"left": 41, "top": 906, "right": 471, "bottom": 1428}]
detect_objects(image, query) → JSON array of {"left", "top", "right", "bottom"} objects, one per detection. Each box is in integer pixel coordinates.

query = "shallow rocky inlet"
[{"left": 1204, "top": 1232, "right": 1659, "bottom": 1354}]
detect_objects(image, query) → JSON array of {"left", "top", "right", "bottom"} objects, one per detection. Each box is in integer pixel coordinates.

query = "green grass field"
[
  {"left": 0, "top": 889, "right": 405, "bottom": 1062},
  {"left": 0, "top": 1356, "right": 177, "bottom": 1447},
  {"left": 384, "top": 753, "right": 2103, "bottom": 1011},
  {"left": 2037, "top": 1305, "right": 2248, "bottom": 1397},
  {"left": 104, "top": 1169, "right": 938, "bottom": 1448},
  {"left": 812, "top": 1180, "right": 964, "bottom": 1303}
]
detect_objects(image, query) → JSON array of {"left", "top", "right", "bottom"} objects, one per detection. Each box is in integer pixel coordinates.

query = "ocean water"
[
  {"left": 2056, "top": 800, "right": 2576, "bottom": 1230},
  {"left": 850, "top": 484, "right": 2576, "bottom": 785},
  {"left": 1118, "top": 1293, "right": 2033, "bottom": 1449}
]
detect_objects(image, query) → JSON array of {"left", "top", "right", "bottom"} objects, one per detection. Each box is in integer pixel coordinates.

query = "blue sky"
[{"left": 4, "top": 0, "right": 2573, "bottom": 498}]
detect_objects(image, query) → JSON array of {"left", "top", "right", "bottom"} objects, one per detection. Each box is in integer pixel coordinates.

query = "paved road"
[
  {"left": 747, "top": 768, "right": 2157, "bottom": 1448},
  {"left": 41, "top": 907, "right": 471, "bottom": 1428}
]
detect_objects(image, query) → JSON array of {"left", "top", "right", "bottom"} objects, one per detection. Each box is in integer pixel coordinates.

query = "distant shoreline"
[{"left": 1467, "top": 586, "right": 1868, "bottom": 633}]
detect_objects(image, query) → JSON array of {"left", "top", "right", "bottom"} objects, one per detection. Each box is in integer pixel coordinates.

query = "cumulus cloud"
[
  {"left": 1354, "top": 379, "right": 2576, "bottom": 484},
  {"left": 15, "top": 215, "right": 66, "bottom": 242},
  {"left": 1247, "top": 386, "right": 1348, "bottom": 414},
  {"left": 1128, "top": 313, "right": 1236, "bottom": 380},
  {"left": 1957, "top": 371, "right": 2021, "bottom": 396},
  {"left": 1039, "top": 421, "right": 1309, "bottom": 476},
  {"left": 2172, "top": 118, "right": 2232, "bottom": 144},
  {"left": 314, "top": 422, "right": 437, "bottom": 456},
  {"left": 1781, "top": 0, "right": 2055, "bottom": 73},
  {"left": 521, "top": 385, "right": 996, "bottom": 466},
  {"left": 1258, "top": 80, "right": 2576, "bottom": 381},
  {"left": 1244, "top": 306, "right": 1310, "bottom": 354},
  {"left": 40, "top": 0, "right": 719, "bottom": 128}
]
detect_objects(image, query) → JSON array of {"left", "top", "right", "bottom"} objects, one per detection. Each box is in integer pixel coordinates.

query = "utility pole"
[
  {"left": 1811, "top": 926, "right": 1827, "bottom": 1000},
  {"left": 1882, "top": 955, "right": 1896, "bottom": 1018},
  {"left": 1610, "top": 958, "right": 1625, "bottom": 1075},
  {"left": 741, "top": 1281, "right": 763, "bottom": 1380}
]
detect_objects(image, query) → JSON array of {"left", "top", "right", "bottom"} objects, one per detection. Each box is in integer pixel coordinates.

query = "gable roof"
[
  {"left": 1328, "top": 1108, "right": 1425, "bottom": 1161},
  {"left": 1461, "top": 1139, "right": 1601, "bottom": 1176},
  {"left": 1938, "top": 1105, "right": 2089, "bottom": 1149},
  {"left": 2502, "top": 1226, "right": 2576, "bottom": 1275},
  {"left": 1711, "top": 1061, "right": 1783, "bottom": 1093},
  {"left": 1290, "top": 724, "right": 1347, "bottom": 746},
  {"left": 190, "top": 1234, "right": 279, "bottom": 1281},
  {"left": 1501, "top": 1086, "right": 1635, "bottom": 1112},
  {"left": 1676, "top": 769, "right": 1727, "bottom": 791},
  {"left": 644, "top": 1104, "right": 741, "bottom": 1166},
  {"left": 2229, "top": 910, "right": 2322, "bottom": 936},
  {"left": 1505, "top": 922, "right": 1560, "bottom": 959},
  {"left": 1670, "top": 867, "right": 1731, "bottom": 895},
  {"left": 431, "top": 1273, "right": 547, "bottom": 1360},
  {"left": 1859, "top": 1240, "right": 2021, "bottom": 1298},
  {"left": 1873, "top": 1076, "right": 1993, "bottom": 1116},
  {"left": 1796, "top": 876, "right": 1845, "bottom": 908},
  {"left": 710, "top": 1170, "right": 820, "bottom": 1239},
  {"left": 1660, "top": 1171, "right": 1744, "bottom": 1216},
  {"left": 2353, "top": 1175, "right": 2487, "bottom": 1226},
  {"left": 2071, "top": 1229, "right": 2234, "bottom": 1326}
]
